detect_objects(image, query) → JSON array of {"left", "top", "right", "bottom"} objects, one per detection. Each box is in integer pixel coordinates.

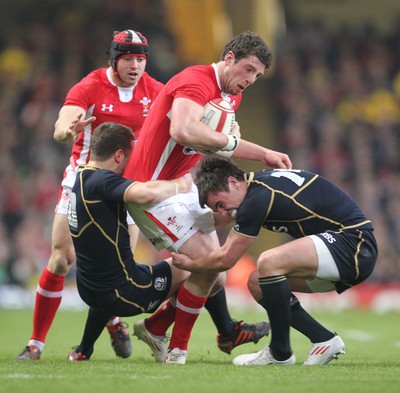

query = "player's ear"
[
  {"left": 115, "top": 149, "right": 125, "bottom": 163},
  {"left": 224, "top": 51, "right": 235, "bottom": 65},
  {"left": 228, "top": 176, "right": 238, "bottom": 188}
]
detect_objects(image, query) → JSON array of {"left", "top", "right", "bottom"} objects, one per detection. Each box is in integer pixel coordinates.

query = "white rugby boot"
[
  {"left": 233, "top": 345, "right": 296, "bottom": 366},
  {"left": 303, "top": 335, "right": 345, "bottom": 365},
  {"left": 133, "top": 319, "right": 169, "bottom": 362},
  {"left": 164, "top": 348, "right": 187, "bottom": 365}
]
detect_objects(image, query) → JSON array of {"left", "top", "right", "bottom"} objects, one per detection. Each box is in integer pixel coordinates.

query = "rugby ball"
[{"left": 201, "top": 98, "right": 235, "bottom": 135}]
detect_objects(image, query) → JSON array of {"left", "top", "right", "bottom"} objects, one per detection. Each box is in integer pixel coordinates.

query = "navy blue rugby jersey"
[
  {"left": 234, "top": 169, "right": 373, "bottom": 238},
  {"left": 68, "top": 165, "right": 135, "bottom": 292}
]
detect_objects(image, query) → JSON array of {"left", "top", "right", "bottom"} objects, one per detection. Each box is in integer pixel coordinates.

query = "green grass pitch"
[{"left": 0, "top": 308, "right": 399, "bottom": 393}]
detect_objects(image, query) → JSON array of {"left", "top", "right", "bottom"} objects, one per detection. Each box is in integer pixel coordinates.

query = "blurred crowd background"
[{"left": 0, "top": 0, "right": 399, "bottom": 292}]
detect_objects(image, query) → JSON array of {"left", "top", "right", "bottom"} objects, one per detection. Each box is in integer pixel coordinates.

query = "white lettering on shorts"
[{"left": 321, "top": 232, "right": 336, "bottom": 244}]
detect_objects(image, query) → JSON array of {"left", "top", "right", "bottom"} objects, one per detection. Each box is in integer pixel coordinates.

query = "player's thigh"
[
  {"left": 288, "top": 278, "right": 314, "bottom": 293},
  {"left": 257, "top": 236, "right": 318, "bottom": 279},
  {"left": 48, "top": 213, "right": 75, "bottom": 272},
  {"left": 178, "top": 229, "right": 220, "bottom": 259},
  {"left": 51, "top": 213, "right": 74, "bottom": 250},
  {"left": 128, "top": 223, "right": 140, "bottom": 252},
  {"left": 166, "top": 258, "right": 191, "bottom": 297}
]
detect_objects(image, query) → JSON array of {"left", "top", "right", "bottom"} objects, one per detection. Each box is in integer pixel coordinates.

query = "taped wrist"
[{"left": 221, "top": 134, "right": 239, "bottom": 152}]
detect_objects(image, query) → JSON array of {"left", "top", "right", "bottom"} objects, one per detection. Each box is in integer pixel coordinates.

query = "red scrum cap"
[{"left": 109, "top": 30, "right": 149, "bottom": 70}]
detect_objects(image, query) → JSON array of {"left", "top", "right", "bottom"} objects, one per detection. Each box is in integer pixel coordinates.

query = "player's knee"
[
  {"left": 256, "top": 250, "right": 282, "bottom": 277},
  {"left": 210, "top": 271, "right": 226, "bottom": 294},
  {"left": 218, "top": 271, "right": 227, "bottom": 286},
  {"left": 247, "top": 269, "right": 261, "bottom": 299},
  {"left": 48, "top": 246, "right": 76, "bottom": 275}
]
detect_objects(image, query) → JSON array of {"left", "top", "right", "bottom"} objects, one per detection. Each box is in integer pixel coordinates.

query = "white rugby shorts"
[
  {"left": 55, "top": 167, "right": 76, "bottom": 214},
  {"left": 306, "top": 234, "right": 340, "bottom": 292},
  {"left": 126, "top": 183, "right": 215, "bottom": 252}
]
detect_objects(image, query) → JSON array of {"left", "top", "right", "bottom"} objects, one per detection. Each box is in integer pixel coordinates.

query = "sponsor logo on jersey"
[
  {"left": 321, "top": 232, "right": 337, "bottom": 243},
  {"left": 271, "top": 225, "right": 288, "bottom": 233},
  {"left": 101, "top": 104, "right": 114, "bottom": 112},
  {"left": 67, "top": 193, "right": 78, "bottom": 229}
]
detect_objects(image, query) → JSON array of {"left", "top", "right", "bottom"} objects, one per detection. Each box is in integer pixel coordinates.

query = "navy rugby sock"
[
  {"left": 259, "top": 275, "right": 292, "bottom": 361},
  {"left": 289, "top": 295, "right": 335, "bottom": 343},
  {"left": 204, "top": 288, "right": 234, "bottom": 337},
  {"left": 78, "top": 307, "right": 111, "bottom": 357}
]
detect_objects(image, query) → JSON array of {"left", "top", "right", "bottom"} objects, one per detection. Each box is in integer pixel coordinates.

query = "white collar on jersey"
[
  {"left": 211, "top": 63, "right": 230, "bottom": 102},
  {"left": 106, "top": 67, "right": 136, "bottom": 102}
]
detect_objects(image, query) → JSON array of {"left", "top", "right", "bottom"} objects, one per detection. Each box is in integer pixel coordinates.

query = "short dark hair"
[
  {"left": 220, "top": 31, "right": 273, "bottom": 70},
  {"left": 90, "top": 122, "right": 135, "bottom": 160},
  {"left": 195, "top": 157, "right": 245, "bottom": 208}
]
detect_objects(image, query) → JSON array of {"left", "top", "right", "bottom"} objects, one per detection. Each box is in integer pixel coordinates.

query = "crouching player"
[{"left": 172, "top": 157, "right": 377, "bottom": 366}]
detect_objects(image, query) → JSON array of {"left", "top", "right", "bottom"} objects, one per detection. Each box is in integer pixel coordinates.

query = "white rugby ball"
[{"left": 201, "top": 98, "right": 235, "bottom": 135}]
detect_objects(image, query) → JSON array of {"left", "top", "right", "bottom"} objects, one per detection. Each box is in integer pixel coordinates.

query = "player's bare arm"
[
  {"left": 170, "top": 97, "right": 237, "bottom": 152},
  {"left": 171, "top": 230, "right": 254, "bottom": 273},
  {"left": 124, "top": 173, "right": 192, "bottom": 205},
  {"left": 232, "top": 139, "right": 292, "bottom": 169},
  {"left": 54, "top": 105, "right": 96, "bottom": 143}
]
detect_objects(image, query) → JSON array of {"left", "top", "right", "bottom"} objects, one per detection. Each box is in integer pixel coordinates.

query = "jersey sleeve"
[
  {"left": 165, "top": 65, "right": 242, "bottom": 109},
  {"left": 167, "top": 69, "right": 210, "bottom": 106},
  {"left": 63, "top": 73, "right": 99, "bottom": 110},
  {"left": 234, "top": 183, "right": 271, "bottom": 237},
  {"left": 93, "top": 170, "right": 133, "bottom": 202}
]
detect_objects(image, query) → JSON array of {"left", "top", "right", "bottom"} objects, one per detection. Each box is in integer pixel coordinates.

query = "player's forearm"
[
  {"left": 151, "top": 178, "right": 187, "bottom": 203},
  {"left": 126, "top": 178, "right": 187, "bottom": 205},
  {"left": 53, "top": 106, "right": 86, "bottom": 143},
  {"left": 54, "top": 119, "right": 76, "bottom": 143},
  {"left": 232, "top": 139, "right": 266, "bottom": 160},
  {"left": 173, "top": 249, "right": 237, "bottom": 273},
  {"left": 171, "top": 121, "right": 228, "bottom": 152}
]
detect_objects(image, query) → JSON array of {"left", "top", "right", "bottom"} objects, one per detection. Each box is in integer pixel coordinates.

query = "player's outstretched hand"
[
  {"left": 262, "top": 148, "right": 292, "bottom": 170},
  {"left": 65, "top": 114, "right": 96, "bottom": 140}
]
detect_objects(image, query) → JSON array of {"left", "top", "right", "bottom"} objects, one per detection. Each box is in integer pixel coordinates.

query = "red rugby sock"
[
  {"left": 168, "top": 285, "right": 207, "bottom": 351},
  {"left": 31, "top": 268, "right": 64, "bottom": 344},
  {"left": 145, "top": 299, "right": 177, "bottom": 336}
]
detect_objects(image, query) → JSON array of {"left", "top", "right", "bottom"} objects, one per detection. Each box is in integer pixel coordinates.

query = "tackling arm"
[
  {"left": 171, "top": 229, "right": 255, "bottom": 273},
  {"left": 124, "top": 173, "right": 192, "bottom": 205}
]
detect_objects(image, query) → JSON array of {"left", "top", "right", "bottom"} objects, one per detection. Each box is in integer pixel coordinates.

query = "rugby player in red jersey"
[
  {"left": 16, "top": 30, "right": 163, "bottom": 361},
  {"left": 124, "top": 31, "right": 292, "bottom": 364}
]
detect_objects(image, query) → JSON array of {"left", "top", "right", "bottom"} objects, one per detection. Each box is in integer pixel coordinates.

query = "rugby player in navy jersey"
[
  {"left": 172, "top": 156, "right": 377, "bottom": 366},
  {"left": 65, "top": 122, "right": 194, "bottom": 360}
]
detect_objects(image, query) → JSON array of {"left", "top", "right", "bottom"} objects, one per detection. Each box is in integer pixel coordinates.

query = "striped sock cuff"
[{"left": 258, "top": 275, "right": 287, "bottom": 286}]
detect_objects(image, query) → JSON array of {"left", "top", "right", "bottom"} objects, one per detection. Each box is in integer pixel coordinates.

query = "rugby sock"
[
  {"left": 145, "top": 298, "right": 177, "bottom": 336},
  {"left": 259, "top": 275, "right": 292, "bottom": 361},
  {"left": 78, "top": 307, "right": 110, "bottom": 357},
  {"left": 168, "top": 285, "right": 207, "bottom": 351},
  {"left": 204, "top": 287, "right": 235, "bottom": 337},
  {"left": 29, "top": 268, "right": 64, "bottom": 348},
  {"left": 289, "top": 294, "right": 335, "bottom": 343}
]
